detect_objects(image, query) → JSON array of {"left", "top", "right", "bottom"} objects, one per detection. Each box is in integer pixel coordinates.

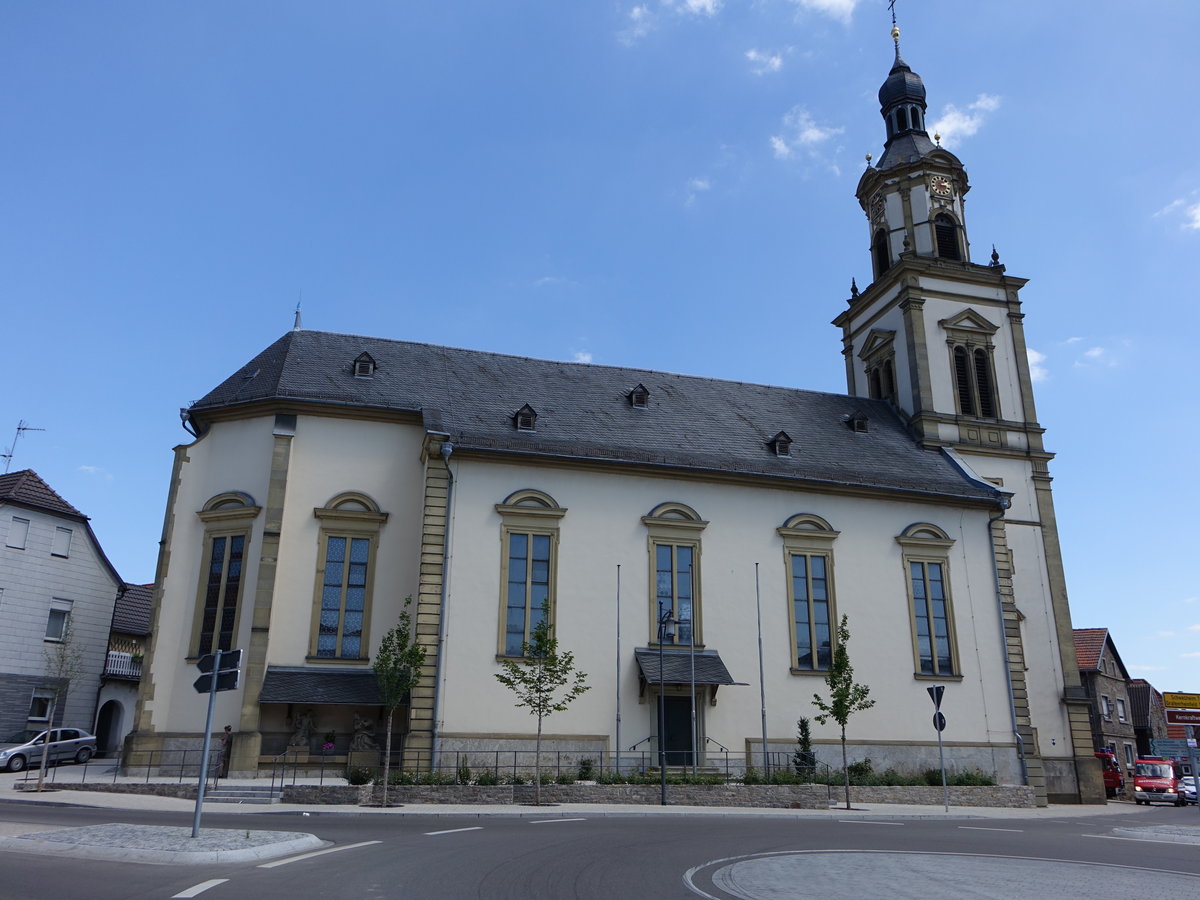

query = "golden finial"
[
  {"left": 934, "top": 132, "right": 941, "bottom": 146},
  {"left": 892, "top": 25, "right": 900, "bottom": 42}
]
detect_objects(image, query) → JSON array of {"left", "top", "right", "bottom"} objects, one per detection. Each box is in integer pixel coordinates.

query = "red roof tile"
[{"left": 1073, "top": 628, "right": 1109, "bottom": 671}]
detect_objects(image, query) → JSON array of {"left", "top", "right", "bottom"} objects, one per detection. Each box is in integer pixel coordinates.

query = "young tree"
[
  {"left": 811, "top": 614, "right": 875, "bottom": 810},
  {"left": 373, "top": 597, "right": 426, "bottom": 808},
  {"left": 793, "top": 716, "right": 815, "bottom": 780},
  {"left": 37, "top": 625, "right": 85, "bottom": 792},
  {"left": 494, "top": 603, "right": 590, "bottom": 806}
]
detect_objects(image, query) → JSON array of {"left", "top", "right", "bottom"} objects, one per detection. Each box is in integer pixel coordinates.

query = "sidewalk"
[{"left": 2, "top": 765, "right": 1198, "bottom": 865}]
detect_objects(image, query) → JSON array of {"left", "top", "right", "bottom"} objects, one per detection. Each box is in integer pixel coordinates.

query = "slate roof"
[
  {"left": 188, "top": 330, "right": 1001, "bottom": 506},
  {"left": 0, "top": 469, "right": 85, "bottom": 518},
  {"left": 113, "top": 583, "right": 154, "bottom": 635},
  {"left": 259, "top": 666, "right": 385, "bottom": 705},
  {"left": 634, "top": 648, "right": 741, "bottom": 686},
  {"left": 1073, "top": 628, "right": 1108, "bottom": 671}
]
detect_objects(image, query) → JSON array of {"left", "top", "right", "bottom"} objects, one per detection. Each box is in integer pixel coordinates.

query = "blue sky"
[{"left": 3, "top": 1, "right": 1197, "bottom": 695}]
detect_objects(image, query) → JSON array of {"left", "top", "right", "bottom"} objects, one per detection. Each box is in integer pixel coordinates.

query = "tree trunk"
[
  {"left": 841, "top": 725, "right": 850, "bottom": 810},
  {"left": 381, "top": 708, "right": 394, "bottom": 807},
  {"left": 534, "top": 715, "right": 543, "bottom": 806}
]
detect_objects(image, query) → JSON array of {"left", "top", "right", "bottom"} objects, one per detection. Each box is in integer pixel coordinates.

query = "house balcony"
[{"left": 104, "top": 650, "right": 143, "bottom": 680}]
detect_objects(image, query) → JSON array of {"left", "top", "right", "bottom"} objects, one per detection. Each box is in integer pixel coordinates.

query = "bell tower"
[{"left": 832, "top": 24, "right": 1104, "bottom": 805}]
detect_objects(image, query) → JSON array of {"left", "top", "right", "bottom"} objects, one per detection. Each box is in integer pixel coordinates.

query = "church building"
[{"left": 128, "top": 27, "right": 1103, "bottom": 805}]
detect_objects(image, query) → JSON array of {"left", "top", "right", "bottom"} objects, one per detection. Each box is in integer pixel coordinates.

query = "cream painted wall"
[
  {"left": 265, "top": 415, "right": 426, "bottom": 667},
  {"left": 144, "top": 417, "right": 276, "bottom": 733},
  {"left": 439, "top": 458, "right": 1017, "bottom": 766}
]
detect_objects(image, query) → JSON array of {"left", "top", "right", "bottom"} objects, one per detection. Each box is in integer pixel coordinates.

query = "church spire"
[{"left": 875, "top": 24, "right": 936, "bottom": 169}]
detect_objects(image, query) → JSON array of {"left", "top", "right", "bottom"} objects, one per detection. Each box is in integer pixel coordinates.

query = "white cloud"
[
  {"left": 618, "top": 5, "right": 656, "bottom": 44},
  {"left": 573, "top": 351, "right": 593, "bottom": 364},
  {"left": 746, "top": 48, "right": 783, "bottom": 75},
  {"left": 1157, "top": 630, "right": 1177, "bottom": 638},
  {"left": 1153, "top": 195, "right": 1200, "bottom": 230},
  {"left": 78, "top": 465, "right": 113, "bottom": 481},
  {"left": 771, "top": 106, "right": 843, "bottom": 166},
  {"left": 930, "top": 94, "right": 1001, "bottom": 148},
  {"left": 788, "top": 0, "right": 858, "bottom": 25},
  {"left": 1026, "top": 348, "right": 1048, "bottom": 383},
  {"left": 685, "top": 176, "right": 712, "bottom": 207},
  {"left": 534, "top": 275, "right": 576, "bottom": 288},
  {"left": 1182, "top": 651, "right": 1200, "bottom": 659},
  {"left": 1187, "top": 624, "right": 1200, "bottom": 632},
  {"left": 675, "top": 0, "right": 721, "bottom": 15},
  {"left": 1065, "top": 336, "right": 1084, "bottom": 344},
  {"left": 1073, "top": 345, "right": 1119, "bottom": 369}
]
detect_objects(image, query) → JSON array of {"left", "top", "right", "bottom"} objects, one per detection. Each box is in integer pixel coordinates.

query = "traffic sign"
[
  {"left": 933, "top": 712, "right": 947, "bottom": 732},
  {"left": 1151, "top": 739, "right": 1193, "bottom": 758},
  {"left": 197, "top": 649, "right": 242, "bottom": 673},
  {"left": 1167, "top": 709, "right": 1200, "bottom": 726},
  {"left": 927, "top": 684, "right": 945, "bottom": 710},
  {"left": 193, "top": 670, "right": 240, "bottom": 693},
  {"left": 1163, "top": 692, "right": 1200, "bottom": 710}
]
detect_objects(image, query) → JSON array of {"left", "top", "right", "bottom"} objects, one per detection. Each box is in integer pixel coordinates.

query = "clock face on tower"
[{"left": 930, "top": 176, "right": 953, "bottom": 198}]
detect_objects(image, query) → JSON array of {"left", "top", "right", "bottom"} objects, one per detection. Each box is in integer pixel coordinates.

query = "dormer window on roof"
[
  {"left": 847, "top": 412, "right": 869, "bottom": 433},
  {"left": 628, "top": 384, "right": 650, "bottom": 409},
  {"left": 514, "top": 404, "right": 537, "bottom": 432},
  {"left": 769, "top": 431, "right": 793, "bottom": 457},
  {"left": 353, "top": 353, "right": 376, "bottom": 379}
]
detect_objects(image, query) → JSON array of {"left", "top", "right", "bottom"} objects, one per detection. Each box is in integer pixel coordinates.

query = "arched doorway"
[{"left": 94, "top": 700, "right": 124, "bottom": 757}]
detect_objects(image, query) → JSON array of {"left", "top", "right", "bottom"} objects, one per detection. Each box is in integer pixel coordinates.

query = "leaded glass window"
[
  {"left": 791, "top": 554, "right": 832, "bottom": 670},
  {"left": 199, "top": 534, "right": 245, "bottom": 653},
  {"left": 655, "top": 543, "right": 694, "bottom": 645},
  {"left": 318, "top": 535, "right": 370, "bottom": 658},
  {"left": 910, "top": 560, "right": 954, "bottom": 675}
]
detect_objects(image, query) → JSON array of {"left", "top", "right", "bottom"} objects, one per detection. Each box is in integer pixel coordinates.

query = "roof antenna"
[
  {"left": 293, "top": 295, "right": 303, "bottom": 331},
  {"left": 2, "top": 420, "right": 46, "bottom": 474}
]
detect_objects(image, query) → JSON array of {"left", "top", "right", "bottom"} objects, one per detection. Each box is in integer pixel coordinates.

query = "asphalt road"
[{"left": 1, "top": 803, "right": 1198, "bottom": 899}]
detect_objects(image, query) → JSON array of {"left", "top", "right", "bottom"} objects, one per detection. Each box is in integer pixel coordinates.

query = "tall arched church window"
[
  {"left": 496, "top": 490, "right": 566, "bottom": 657},
  {"left": 951, "top": 344, "right": 998, "bottom": 419},
  {"left": 310, "top": 492, "right": 389, "bottom": 660},
  {"left": 872, "top": 230, "right": 890, "bottom": 279},
  {"left": 191, "top": 492, "right": 261, "bottom": 657},
  {"left": 934, "top": 213, "right": 962, "bottom": 261}
]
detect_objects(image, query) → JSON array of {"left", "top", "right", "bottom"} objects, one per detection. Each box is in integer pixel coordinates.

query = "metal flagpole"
[
  {"left": 689, "top": 563, "right": 697, "bottom": 777},
  {"left": 755, "top": 564, "right": 769, "bottom": 775},
  {"left": 615, "top": 564, "right": 621, "bottom": 777}
]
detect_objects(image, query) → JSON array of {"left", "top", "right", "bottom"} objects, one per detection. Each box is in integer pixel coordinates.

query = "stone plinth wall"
[{"left": 847, "top": 784, "right": 1037, "bottom": 808}]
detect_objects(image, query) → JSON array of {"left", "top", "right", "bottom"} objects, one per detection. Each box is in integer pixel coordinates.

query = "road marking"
[
  {"left": 257, "top": 840, "right": 381, "bottom": 868},
  {"left": 172, "top": 881, "right": 229, "bottom": 898},
  {"left": 959, "top": 826, "right": 1023, "bottom": 833},
  {"left": 839, "top": 820, "right": 903, "bottom": 825},
  {"left": 1083, "top": 834, "right": 1200, "bottom": 846},
  {"left": 425, "top": 826, "right": 484, "bottom": 836},
  {"left": 531, "top": 818, "right": 587, "bottom": 825}
]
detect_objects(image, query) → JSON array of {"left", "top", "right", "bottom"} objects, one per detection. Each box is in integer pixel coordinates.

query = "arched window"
[
  {"left": 868, "top": 367, "right": 882, "bottom": 400},
  {"left": 192, "top": 493, "right": 261, "bottom": 656},
  {"left": 873, "top": 230, "right": 890, "bottom": 278},
  {"left": 778, "top": 514, "right": 840, "bottom": 672},
  {"left": 896, "top": 107, "right": 908, "bottom": 131},
  {"left": 882, "top": 359, "right": 896, "bottom": 403},
  {"left": 951, "top": 344, "right": 998, "bottom": 419},
  {"left": 934, "top": 213, "right": 962, "bottom": 261},
  {"left": 644, "top": 502, "right": 707, "bottom": 647},
  {"left": 310, "top": 492, "right": 388, "bottom": 660},
  {"left": 496, "top": 490, "right": 566, "bottom": 657}
]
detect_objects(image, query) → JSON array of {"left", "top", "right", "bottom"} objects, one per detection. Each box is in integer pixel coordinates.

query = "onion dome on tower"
[{"left": 875, "top": 25, "right": 936, "bottom": 169}]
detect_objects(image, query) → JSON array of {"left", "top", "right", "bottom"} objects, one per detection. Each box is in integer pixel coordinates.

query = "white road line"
[
  {"left": 1083, "top": 834, "right": 1200, "bottom": 846},
  {"left": 425, "top": 826, "right": 484, "bottom": 836},
  {"left": 531, "top": 818, "right": 587, "bottom": 825},
  {"left": 172, "top": 880, "right": 229, "bottom": 898},
  {"left": 959, "top": 826, "right": 1023, "bottom": 833},
  {"left": 257, "top": 840, "right": 382, "bottom": 868},
  {"left": 839, "top": 820, "right": 903, "bottom": 825}
]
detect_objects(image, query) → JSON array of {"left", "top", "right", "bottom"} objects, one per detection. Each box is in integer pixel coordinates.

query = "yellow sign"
[{"left": 1163, "top": 692, "right": 1200, "bottom": 709}]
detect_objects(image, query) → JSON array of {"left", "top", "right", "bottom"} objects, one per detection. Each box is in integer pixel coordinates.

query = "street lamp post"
[{"left": 658, "top": 608, "right": 677, "bottom": 806}]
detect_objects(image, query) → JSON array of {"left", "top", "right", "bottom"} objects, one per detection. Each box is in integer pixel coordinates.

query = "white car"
[
  {"left": 0, "top": 728, "right": 97, "bottom": 772},
  {"left": 1180, "top": 775, "right": 1197, "bottom": 805}
]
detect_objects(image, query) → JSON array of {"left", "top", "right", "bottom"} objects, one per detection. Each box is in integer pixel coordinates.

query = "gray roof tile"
[
  {"left": 0, "top": 470, "right": 85, "bottom": 518},
  {"left": 189, "top": 330, "right": 1000, "bottom": 504}
]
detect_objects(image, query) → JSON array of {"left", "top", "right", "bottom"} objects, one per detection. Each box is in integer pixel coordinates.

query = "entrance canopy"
[
  {"left": 259, "top": 666, "right": 384, "bottom": 705},
  {"left": 634, "top": 648, "right": 742, "bottom": 701}
]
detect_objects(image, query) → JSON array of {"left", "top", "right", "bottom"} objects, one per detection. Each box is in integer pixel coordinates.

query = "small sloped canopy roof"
[
  {"left": 113, "top": 583, "right": 154, "bottom": 635},
  {"left": 634, "top": 648, "right": 741, "bottom": 686},
  {"left": 259, "top": 666, "right": 385, "bottom": 705}
]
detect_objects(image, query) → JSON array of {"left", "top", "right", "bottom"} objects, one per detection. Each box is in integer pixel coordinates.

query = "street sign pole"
[
  {"left": 192, "top": 648, "right": 222, "bottom": 838},
  {"left": 928, "top": 685, "right": 948, "bottom": 812}
]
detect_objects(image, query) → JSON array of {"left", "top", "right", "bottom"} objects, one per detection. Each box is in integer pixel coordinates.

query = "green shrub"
[
  {"left": 505, "top": 773, "right": 527, "bottom": 785},
  {"left": 457, "top": 759, "right": 472, "bottom": 785},
  {"left": 577, "top": 758, "right": 595, "bottom": 781},
  {"left": 555, "top": 772, "right": 576, "bottom": 785},
  {"left": 345, "top": 767, "right": 374, "bottom": 785},
  {"left": 741, "top": 768, "right": 764, "bottom": 785},
  {"left": 846, "top": 758, "right": 873, "bottom": 780},
  {"left": 949, "top": 769, "right": 995, "bottom": 786},
  {"left": 476, "top": 770, "right": 500, "bottom": 786}
]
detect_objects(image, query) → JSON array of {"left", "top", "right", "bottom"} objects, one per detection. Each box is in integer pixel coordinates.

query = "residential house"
[
  {"left": 1074, "top": 628, "right": 1138, "bottom": 773},
  {"left": 0, "top": 470, "right": 123, "bottom": 738},
  {"left": 96, "top": 582, "right": 152, "bottom": 757}
]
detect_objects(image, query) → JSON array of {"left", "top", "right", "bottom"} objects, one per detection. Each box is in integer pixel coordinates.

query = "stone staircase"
[{"left": 203, "top": 783, "right": 282, "bottom": 805}]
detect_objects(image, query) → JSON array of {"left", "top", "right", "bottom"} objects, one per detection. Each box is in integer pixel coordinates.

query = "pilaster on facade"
[
  {"left": 405, "top": 437, "right": 451, "bottom": 769},
  {"left": 991, "top": 519, "right": 1047, "bottom": 806}
]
